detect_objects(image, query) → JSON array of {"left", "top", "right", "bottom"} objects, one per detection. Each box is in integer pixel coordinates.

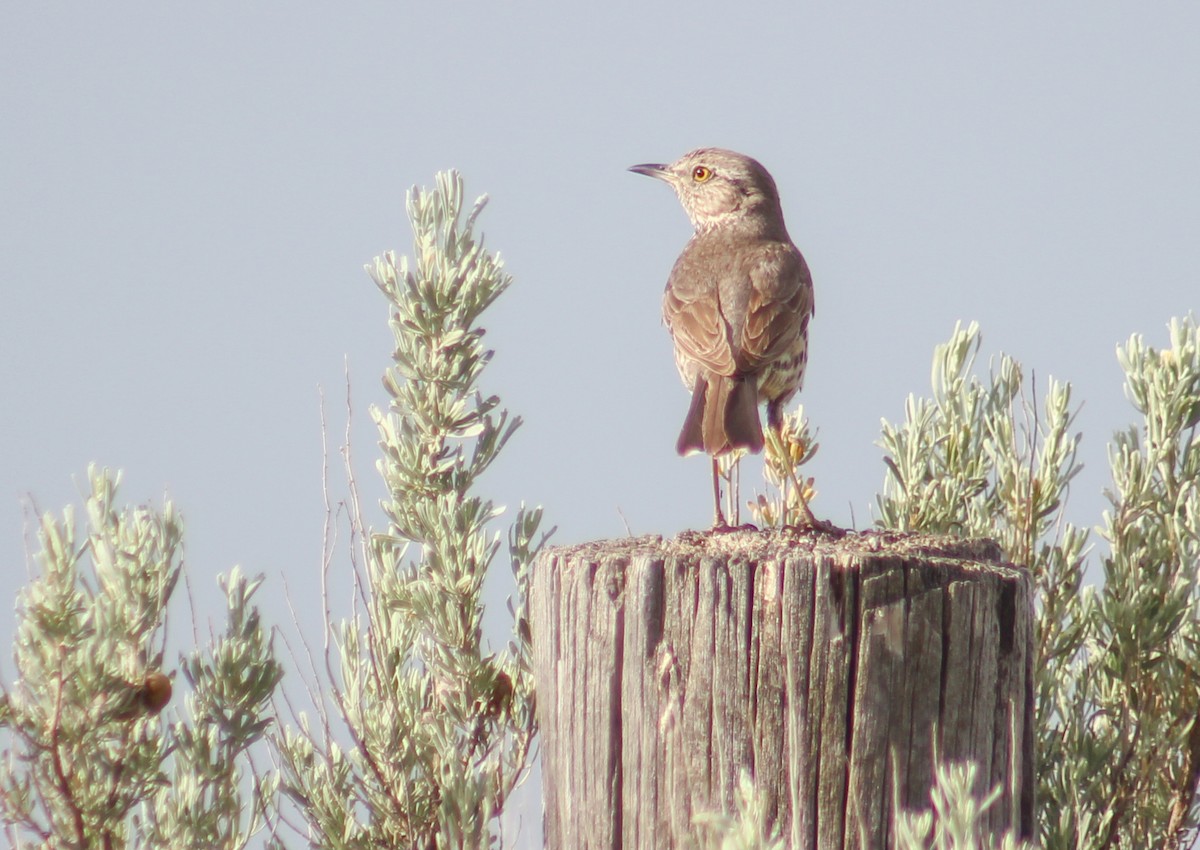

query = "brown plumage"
[{"left": 630, "top": 148, "right": 814, "bottom": 526}]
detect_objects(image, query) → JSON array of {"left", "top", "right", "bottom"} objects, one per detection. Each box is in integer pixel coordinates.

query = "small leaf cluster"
[
  {"left": 893, "top": 761, "right": 1028, "bottom": 850},
  {"left": 747, "top": 408, "right": 819, "bottom": 528},
  {"left": 692, "top": 771, "right": 786, "bottom": 850}
]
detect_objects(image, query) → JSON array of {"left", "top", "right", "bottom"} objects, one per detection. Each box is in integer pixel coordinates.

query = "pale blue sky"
[{"left": 2, "top": 2, "right": 1198, "bottom": 843}]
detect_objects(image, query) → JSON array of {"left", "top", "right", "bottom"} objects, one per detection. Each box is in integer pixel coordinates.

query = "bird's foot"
[
  {"left": 782, "top": 516, "right": 845, "bottom": 537},
  {"left": 709, "top": 520, "right": 759, "bottom": 534}
]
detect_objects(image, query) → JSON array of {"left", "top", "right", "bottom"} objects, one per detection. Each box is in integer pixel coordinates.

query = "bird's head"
[{"left": 629, "top": 148, "right": 785, "bottom": 233}]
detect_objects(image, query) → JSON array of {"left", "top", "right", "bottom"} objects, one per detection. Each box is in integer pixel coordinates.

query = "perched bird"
[{"left": 630, "top": 148, "right": 815, "bottom": 528}]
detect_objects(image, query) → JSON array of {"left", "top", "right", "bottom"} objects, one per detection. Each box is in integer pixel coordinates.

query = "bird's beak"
[{"left": 628, "top": 162, "right": 670, "bottom": 181}]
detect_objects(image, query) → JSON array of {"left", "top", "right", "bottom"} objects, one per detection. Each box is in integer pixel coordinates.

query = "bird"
[{"left": 629, "top": 148, "right": 816, "bottom": 529}]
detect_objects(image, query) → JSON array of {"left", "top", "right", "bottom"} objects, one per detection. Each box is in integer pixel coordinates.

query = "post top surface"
[{"left": 545, "top": 528, "right": 1020, "bottom": 574}]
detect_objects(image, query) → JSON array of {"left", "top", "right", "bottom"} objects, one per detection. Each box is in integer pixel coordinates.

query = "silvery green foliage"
[
  {"left": 692, "top": 772, "right": 785, "bottom": 850},
  {"left": 137, "top": 568, "right": 283, "bottom": 849},
  {"left": 878, "top": 317, "right": 1200, "bottom": 848},
  {"left": 276, "top": 172, "right": 548, "bottom": 849},
  {"left": 0, "top": 467, "right": 179, "bottom": 848},
  {"left": 877, "top": 320, "right": 1086, "bottom": 570},
  {"left": 0, "top": 466, "right": 280, "bottom": 849},
  {"left": 1068, "top": 316, "right": 1200, "bottom": 848},
  {"left": 893, "top": 761, "right": 1028, "bottom": 850}
]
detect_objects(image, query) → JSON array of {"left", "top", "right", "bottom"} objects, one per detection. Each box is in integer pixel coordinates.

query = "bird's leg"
[{"left": 711, "top": 457, "right": 729, "bottom": 529}]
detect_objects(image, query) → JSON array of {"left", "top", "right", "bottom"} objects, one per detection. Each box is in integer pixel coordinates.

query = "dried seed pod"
[{"left": 114, "top": 671, "right": 173, "bottom": 720}]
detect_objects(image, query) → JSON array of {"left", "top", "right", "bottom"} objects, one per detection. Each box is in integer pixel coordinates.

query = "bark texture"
[{"left": 531, "top": 529, "right": 1033, "bottom": 850}]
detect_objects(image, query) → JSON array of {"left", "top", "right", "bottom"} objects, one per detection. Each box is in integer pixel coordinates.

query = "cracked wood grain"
[{"left": 532, "top": 529, "right": 1034, "bottom": 850}]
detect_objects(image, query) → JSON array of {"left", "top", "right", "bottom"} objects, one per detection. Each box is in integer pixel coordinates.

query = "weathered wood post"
[{"left": 531, "top": 529, "right": 1033, "bottom": 849}]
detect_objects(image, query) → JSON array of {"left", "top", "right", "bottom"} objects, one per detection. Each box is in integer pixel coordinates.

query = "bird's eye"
[{"left": 691, "top": 165, "right": 713, "bottom": 183}]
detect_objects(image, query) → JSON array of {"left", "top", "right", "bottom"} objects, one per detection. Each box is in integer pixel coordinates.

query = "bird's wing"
[
  {"left": 662, "top": 244, "right": 738, "bottom": 378},
  {"left": 738, "top": 243, "right": 813, "bottom": 372}
]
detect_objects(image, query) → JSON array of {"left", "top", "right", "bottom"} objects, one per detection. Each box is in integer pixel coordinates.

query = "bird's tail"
[{"left": 676, "top": 374, "right": 764, "bottom": 456}]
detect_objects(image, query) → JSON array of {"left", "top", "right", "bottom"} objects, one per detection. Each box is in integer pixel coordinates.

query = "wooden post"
[{"left": 531, "top": 529, "right": 1034, "bottom": 850}]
